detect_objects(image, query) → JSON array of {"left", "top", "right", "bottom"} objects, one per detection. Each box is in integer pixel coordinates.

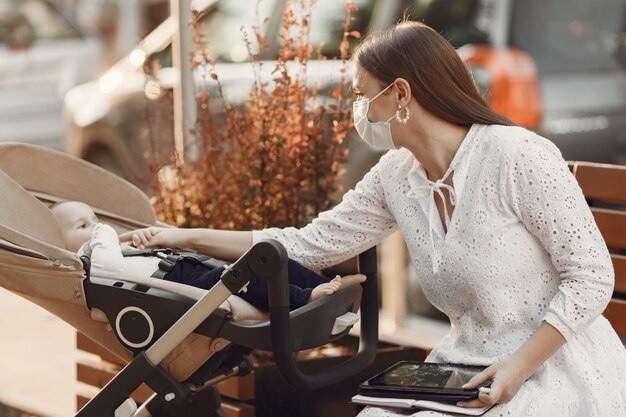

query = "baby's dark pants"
[{"left": 164, "top": 258, "right": 329, "bottom": 311}]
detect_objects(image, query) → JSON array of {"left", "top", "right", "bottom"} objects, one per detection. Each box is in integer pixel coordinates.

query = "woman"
[{"left": 123, "top": 21, "right": 626, "bottom": 415}]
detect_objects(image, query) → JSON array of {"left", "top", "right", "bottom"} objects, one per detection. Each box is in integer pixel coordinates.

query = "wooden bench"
[{"left": 569, "top": 161, "right": 626, "bottom": 341}]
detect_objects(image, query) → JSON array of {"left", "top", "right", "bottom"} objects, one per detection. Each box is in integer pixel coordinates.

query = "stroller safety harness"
[{"left": 120, "top": 247, "right": 228, "bottom": 279}]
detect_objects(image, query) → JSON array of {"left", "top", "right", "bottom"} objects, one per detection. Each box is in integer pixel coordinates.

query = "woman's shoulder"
[
  {"left": 378, "top": 147, "right": 414, "bottom": 167},
  {"left": 367, "top": 148, "right": 415, "bottom": 177},
  {"left": 479, "top": 124, "right": 563, "bottom": 162}
]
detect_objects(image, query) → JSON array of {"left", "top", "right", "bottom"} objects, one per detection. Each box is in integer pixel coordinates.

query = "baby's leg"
[
  {"left": 308, "top": 274, "right": 367, "bottom": 303},
  {"left": 336, "top": 273, "right": 367, "bottom": 290},
  {"left": 285, "top": 258, "right": 329, "bottom": 288}
]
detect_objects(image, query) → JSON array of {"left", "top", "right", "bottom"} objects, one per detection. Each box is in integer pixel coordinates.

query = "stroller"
[{"left": 0, "top": 143, "right": 379, "bottom": 417}]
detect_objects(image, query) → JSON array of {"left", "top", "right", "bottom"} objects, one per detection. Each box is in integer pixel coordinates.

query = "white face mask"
[{"left": 353, "top": 83, "right": 397, "bottom": 150}]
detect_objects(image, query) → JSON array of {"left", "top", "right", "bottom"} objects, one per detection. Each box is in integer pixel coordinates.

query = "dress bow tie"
[
  {"left": 407, "top": 166, "right": 457, "bottom": 274},
  {"left": 407, "top": 166, "right": 457, "bottom": 230}
]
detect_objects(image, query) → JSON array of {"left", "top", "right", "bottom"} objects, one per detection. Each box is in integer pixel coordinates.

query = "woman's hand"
[
  {"left": 459, "top": 321, "right": 565, "bottom": 408},
  {"left": 119, "top": 227, "right": 182, "bottom": 249},
  {"left": 457, "top": 356, "right": 531, "bottom": 408}
]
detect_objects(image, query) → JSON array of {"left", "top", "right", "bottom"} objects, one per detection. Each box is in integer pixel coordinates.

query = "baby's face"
[{"left": 51, "top": 202, "right": 99, "bottom": 252}]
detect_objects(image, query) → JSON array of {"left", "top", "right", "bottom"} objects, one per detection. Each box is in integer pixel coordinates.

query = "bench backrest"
[{"left": 569, "top": 161, "right": 626, "bottom": 338}]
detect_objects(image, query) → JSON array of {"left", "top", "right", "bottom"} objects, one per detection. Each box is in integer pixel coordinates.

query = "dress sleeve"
[
  {"left": 84, "top": 223, "right": 125, "bottom": 273},
  {"left": 506, "top": 135, "right": 614, "bottom": 341},
  {"left": 252, "top": 159, "right": 397, "bottom": 270}
]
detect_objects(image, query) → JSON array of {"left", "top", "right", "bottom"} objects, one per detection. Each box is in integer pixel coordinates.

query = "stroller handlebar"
[{"left": 249, "top": 239, "right": 379, "bottom": 390}]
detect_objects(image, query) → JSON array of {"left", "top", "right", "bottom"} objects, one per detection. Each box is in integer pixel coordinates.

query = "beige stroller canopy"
[
  {"left": 0, "top": 142, "right": 226, "bottom": 374},
  {"left": 0, "top": 144, "right": 136, "bottom": 360}
]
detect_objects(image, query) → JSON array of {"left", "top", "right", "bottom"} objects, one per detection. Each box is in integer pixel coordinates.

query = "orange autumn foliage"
[{"left": 144, "top": 1, "right": 360, "bottom": 230}]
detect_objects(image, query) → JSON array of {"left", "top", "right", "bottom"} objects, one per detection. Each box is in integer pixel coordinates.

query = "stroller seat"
[{"left": 0, "top": 143, "right": 379, "bottom": 417}]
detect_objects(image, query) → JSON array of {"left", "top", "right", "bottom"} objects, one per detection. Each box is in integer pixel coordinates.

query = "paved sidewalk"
[{"left": 0, "top": 288, "right": 80, "bottom": 417}]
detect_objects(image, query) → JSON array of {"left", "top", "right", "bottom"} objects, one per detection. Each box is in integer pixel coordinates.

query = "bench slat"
[
  {"left": 571, "top": 161, "right": 626, "bottom": 341},
  {"left": 614, "top": 254, "right": 626, "bottom": 294},
  {"left": 221, "top": 399, "right": 256, "bottom": 417},
  {"left": 217, "top": 373, "right": 255, "bottom": 401},
  {"left": 591, "top": 208, "right": 626, "bottom": 250},
  {"left": 77, "top": 332, "right": 126, "bottom": 365},
  {"left": 604, "top": 299, "right": 626, "bottom": 337},
  {"left": 76, "top": 358, "right": 154, "bottom": 403},
  {"left": 572, "top": 162, "right": 626, "bottom": 205}
]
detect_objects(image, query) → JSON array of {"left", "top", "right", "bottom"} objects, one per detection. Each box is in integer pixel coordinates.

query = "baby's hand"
[
  {"left": 119, "top": 227, "right": 174, "bottom": 249},
  {"left": 122, "top": 227, "right": 160, "bottom": 249}
]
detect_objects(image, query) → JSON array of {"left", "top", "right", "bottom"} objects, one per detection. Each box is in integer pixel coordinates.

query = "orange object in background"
[{"left": 461, "top": 46, "right": 542, "bottom": 129}]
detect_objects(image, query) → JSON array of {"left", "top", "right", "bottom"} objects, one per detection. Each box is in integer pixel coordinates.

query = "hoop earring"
[{"left": 395, "top": 105, "right": 410, "bottom": 124}]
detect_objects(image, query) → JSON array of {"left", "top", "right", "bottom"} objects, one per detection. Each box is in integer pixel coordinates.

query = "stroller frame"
[{"left": 77, "top": 241, "right": 379, "bottom": 417}]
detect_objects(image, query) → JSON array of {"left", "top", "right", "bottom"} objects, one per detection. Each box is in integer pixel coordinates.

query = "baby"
[{"left": 50, "top": 201, "right": 366, "bottom": 311}]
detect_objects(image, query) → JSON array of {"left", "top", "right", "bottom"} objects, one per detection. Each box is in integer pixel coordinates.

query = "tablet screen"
[{"left": 367, "top": 362, "right": 486, "bottom": 391}]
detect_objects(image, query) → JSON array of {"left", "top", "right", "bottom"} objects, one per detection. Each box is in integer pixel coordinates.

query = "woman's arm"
[
  {"left": 250, "top": 158, "right": 397, "bottom": 270},
  {"left": 506, "top": 134, "right": 614, "bottom": 341},
  {"left": 119, "top": 227, "right": 252, "bottom": 262},
  {"left": 185, "top": 229, "right": 252, "bottom": 261}
]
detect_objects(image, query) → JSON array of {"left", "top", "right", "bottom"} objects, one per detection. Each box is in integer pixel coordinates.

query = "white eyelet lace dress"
[{"left": 252, "top": 124, "right": 626, "bottom": 416}]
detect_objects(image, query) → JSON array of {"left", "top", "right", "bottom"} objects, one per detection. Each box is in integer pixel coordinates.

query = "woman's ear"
[{"left": 393, "top": 78, "right": 412, "bottom": 106}]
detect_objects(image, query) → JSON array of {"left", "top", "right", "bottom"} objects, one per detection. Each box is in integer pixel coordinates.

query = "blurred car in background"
[
  {"left": 440, "top": 0, "right": 626, "bottom": 165},
  {"left": 64, "top": 0, "right": 626, "bottom": 189},
  {"left": 0, "top": 0, "right": 102, "bottom": 150},
  {"left": 64, "top": 0, "right": 376, "bottom": 188}
]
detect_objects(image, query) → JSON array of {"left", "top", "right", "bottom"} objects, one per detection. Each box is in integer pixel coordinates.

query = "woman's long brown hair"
[{"left": 353, "top": 21, "right": 515, "bottom": 127}]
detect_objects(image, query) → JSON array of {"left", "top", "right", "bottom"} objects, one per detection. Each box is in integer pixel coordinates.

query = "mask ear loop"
[
  {"left": 369, "top": 82, "right": 395, "bottom": 103},
  {"left": 353, "top": 81, "right": 396, "bottom": 125},
  {"left": 372, "top": 82, "right": 397, "bottom": 124}
]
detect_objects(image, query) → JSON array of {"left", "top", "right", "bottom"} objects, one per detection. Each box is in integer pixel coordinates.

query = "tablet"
[{"left": 359, "top": 361, "right": 491, "bottom": 401}]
